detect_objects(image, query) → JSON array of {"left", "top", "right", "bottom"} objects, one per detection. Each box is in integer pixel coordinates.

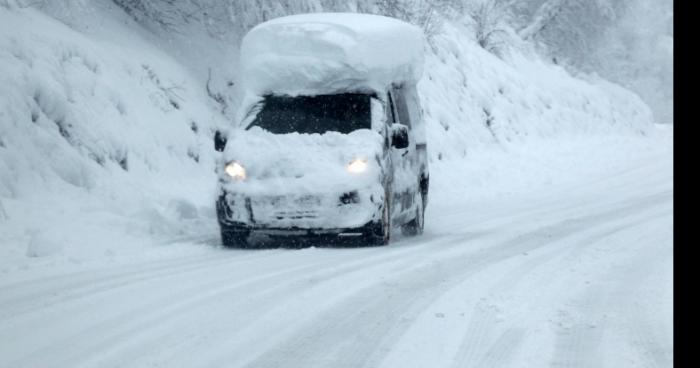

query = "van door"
[
  {"left": 387, "top": 86, "right": 419, "bottom": 223},
  {"left": 402, "top": 84, "right": 429, "bottom": 209}
]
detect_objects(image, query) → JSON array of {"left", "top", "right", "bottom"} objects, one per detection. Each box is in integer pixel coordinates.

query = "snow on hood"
[
  {"left": 240, "top": 13, "right": 425, "bottom": 96},
  {"left": 221, "top": 127, "right": 384, "bottom": 195}
]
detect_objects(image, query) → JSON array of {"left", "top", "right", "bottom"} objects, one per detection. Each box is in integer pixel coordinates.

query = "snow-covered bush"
[{"left": 464, "top": 0, "right": 511, "bottom": 56}]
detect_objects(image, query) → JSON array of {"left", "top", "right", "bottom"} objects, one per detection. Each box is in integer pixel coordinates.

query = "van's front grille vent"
[{"left": 273, "top": 210, "right": 318, "bottom": 220}]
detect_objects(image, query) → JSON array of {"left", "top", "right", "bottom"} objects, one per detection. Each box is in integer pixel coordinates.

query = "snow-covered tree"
[{"left": 594, "top": 0, "right": 673, "bottom": 124}]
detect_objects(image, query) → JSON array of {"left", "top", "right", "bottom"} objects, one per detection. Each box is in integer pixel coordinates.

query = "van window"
[
  {"left": 392, "top": 84, "right": 426, "bottom": 145},
  {"left": 391, "top": 86, "right": 412, "bottom": 128},
  {"left": 404, "top": 85, "right": 425, "bottom": 144},
  {"left": 387, "top": 91, "right": 399, "bottom": 125},
  {"left": 247, "top": 93, "right": 371, "bottom": 134}
]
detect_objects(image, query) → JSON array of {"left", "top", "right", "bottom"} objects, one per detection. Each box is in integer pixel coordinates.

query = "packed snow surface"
[{"left": 240, "top": 12, "right": 425, "bottom": 96}]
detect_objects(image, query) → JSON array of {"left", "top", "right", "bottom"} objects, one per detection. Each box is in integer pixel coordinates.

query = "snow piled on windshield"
[
  {"left": 240, "top": 13, "right": 425, "bottom": 97},
  {"left": 222, "top": 127, "right": 383, "bottom": 196}
]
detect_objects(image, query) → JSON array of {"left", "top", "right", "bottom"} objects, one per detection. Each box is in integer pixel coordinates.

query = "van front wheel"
[
  {"left": 221, "top": 227, "right": 251, "bottom": 248},
  {"left": 365, "top": 194, "right": 390, "bottom": 246}
]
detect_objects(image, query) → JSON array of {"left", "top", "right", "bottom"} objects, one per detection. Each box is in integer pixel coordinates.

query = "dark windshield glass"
[{"left": 247, "top": 93, "right": 371, "bottom": 134}]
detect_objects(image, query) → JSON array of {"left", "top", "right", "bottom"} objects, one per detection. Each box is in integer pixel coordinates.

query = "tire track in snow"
[
  {"left": 5, "top": 197, "right": 568, "bottom": 368},
  {"left": 473, "top": 328, "right": 527, "bottom": 368},
  {"left": 233, "top": 189, "right": 671, "bottom": 368},
  {"left": 453, "top": 192, "right": 671, "bottom": 368},
  {"left": 0, "top": 250, "right": 279, "bottom": 319},
  {"left": 623, "top": 245, "right": 673, "bottom": 368},
  {"left": 375, "top": 187, "right": 672, "bottom": 368},
  {"left": 169, "top": 232, "right": 492, "bottom": 368},
  {"left": 2, "top": 231, "right": 490, "bottom": 368},
  {"left": 1, "top": 256, "right": 335, "bottom": 368},
  {"left": 628, "top": 320, "right": 673, "bottom": 368},
  {"left": 548, "top": 202, "right": 672, "bottom": 367}
]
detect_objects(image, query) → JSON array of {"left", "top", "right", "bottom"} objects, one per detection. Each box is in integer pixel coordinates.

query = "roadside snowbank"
[{"left": 0, "top": 3, "right": 225, "bottom": 263}]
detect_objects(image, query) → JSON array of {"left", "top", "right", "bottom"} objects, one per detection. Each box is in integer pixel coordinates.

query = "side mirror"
[
  {"left": 391, "top": 124, "right": 409, "bottom": 149},
  {"left": 214, "top": 130, "right": 227, "bottom": 152}
]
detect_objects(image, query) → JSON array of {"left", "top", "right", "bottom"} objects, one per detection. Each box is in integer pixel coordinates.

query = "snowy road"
[{"left": 0, "top": 137, "right": 673, "bottom": 368}]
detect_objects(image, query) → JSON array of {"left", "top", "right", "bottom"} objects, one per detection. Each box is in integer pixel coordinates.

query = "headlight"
[
  {"left": 224, "top": 161, "right": 246, "bottom": 181},
  {"left": 347, "top": 158, "right": 368, "bottom": 174}
]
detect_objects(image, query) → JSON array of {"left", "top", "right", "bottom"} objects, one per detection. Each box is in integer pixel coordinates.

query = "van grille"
[
  {"left": 273, "top": 210, "right": 319, "bottom": 220},
  {"left": 251, "top": 195, "right": 322, "bottom": 222}
]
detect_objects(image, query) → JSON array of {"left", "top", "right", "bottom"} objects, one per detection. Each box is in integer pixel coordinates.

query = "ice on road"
[{"left": 0, "top": 135, "right": 673, "bottom": 368}]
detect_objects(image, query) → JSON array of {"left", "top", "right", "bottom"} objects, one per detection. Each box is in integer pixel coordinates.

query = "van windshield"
[{"left": 247, "top": 93, "right": 371, "bottom": 134}]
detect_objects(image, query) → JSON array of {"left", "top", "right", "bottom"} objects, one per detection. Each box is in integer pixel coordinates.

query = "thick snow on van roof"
[{"left": 240, "top": 13, "right": 425, "bottom": 96}]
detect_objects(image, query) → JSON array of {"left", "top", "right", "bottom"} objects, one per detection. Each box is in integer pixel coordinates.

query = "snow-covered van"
[{"left": 216, "top": 13, "right": 428, "bottom": 247}]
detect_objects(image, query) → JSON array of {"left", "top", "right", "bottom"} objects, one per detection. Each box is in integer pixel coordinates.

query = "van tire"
[
  {"left": 221, "top": 228, "right": 251, "bottom": 248},
  {"left": 365, "top": 192, "right": 391, "bottom": 246}
]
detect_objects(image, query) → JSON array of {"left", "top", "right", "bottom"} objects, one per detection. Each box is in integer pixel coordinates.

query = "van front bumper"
[{"left": 216, "top": 188, "right": 383, "bottom": 234}]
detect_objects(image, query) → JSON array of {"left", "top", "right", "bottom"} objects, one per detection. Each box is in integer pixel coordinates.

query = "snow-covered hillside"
[
  {"left": 1, "top": 1, "right": 654, "bottom": 261},
  {"left": 0, "top": 2, "right": 229, "bottom": 262},
  {"left": 420, "top": 21, "right": 653, "bottom": 160}
]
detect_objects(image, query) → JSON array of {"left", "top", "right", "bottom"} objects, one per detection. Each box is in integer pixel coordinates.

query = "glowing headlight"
[
  {"left": 347, "top": 158, "right": 368, "bottom": 174},
  {"left": 224, "top": 161, "right": 246, "bottom": 181}
]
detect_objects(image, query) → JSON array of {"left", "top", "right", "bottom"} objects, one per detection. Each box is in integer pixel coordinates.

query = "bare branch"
[
  {"left": 206, "top": 68, "right": 228, "bottom": 114},
  {"left": 518, "top": 0, "right": 564, "bottom": 41}
]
